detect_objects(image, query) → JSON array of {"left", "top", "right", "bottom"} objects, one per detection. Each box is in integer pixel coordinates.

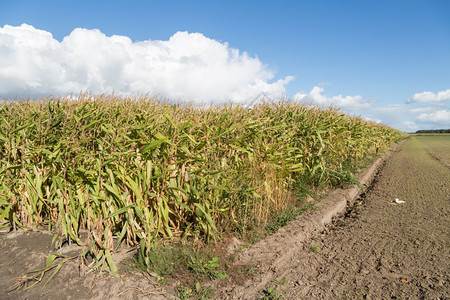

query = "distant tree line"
[{"left": 415, "top": 129, "right": 450, "bottom": 134}]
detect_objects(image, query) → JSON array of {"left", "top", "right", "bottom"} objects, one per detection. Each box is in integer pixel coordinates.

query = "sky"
[{"left": 0, "top": 0, "right": 449, "bottom": 132}]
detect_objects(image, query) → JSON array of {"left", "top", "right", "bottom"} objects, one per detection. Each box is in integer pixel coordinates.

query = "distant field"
[{"left": 414, "top": 134, "right": 450, "bottom": 168}]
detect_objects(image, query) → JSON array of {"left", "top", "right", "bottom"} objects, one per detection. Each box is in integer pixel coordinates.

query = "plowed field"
[{"left": 279, "top": 135, "right": 450, "bottom": 299}]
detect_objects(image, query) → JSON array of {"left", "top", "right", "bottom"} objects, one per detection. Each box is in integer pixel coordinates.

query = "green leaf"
[
  {"left": 46, "top": 254, "right": 58, "bottom": 268},
  {"left": 142, "top": 139, "right": 166, "bottom": 153},
  {"left": 216, "top": 272, "right": 229, "bottom": 279},
  {"left": 115, "top": 221, "right": 128, "bottom": 251},
  {"left": 194, "top": 203, "right": 217, "bottom": 232},
  {"left": 125, "top": 175, "right": 143, "bottom": 203},
  {"left": 84, "top": 119, "right": 101, "bottom": 130},
  {"left": 104, "top": 205, "right": 135, "bottom": 220},
  {"left": 154, "top": 132, "right": 168, "bottom": 140},
  {"left": 105, "top": 250, "right": 118, "bottom": 275},
  {"left": 43, "top": 263, "right": 64, "bottom": 287},
  {"left": 10, "top": 123, "right": 32, "bottom": 134}
]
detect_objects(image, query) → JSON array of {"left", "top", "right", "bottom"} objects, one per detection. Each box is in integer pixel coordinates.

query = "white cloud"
[
  {"left": 0, "top": 24, "right": 292, "bottom": 102},
  {"left": 290, "top": 86, "right": 450, "bottom": 132},
  {"left": 363, "top": 105, "right": 450, "bottom": 132},
  {"left": 409, "top": 89, "right": 450, "bottom": 103},
  {"left": 402, "top": 121, "right": 419, "bottom": 132},
  {"left": 363, "top": 117, "right": 381, "bottom": 124},
  {"left": 417, "top": 110, "right": 450, "bottom": 122},
  {"left": 293, "top": 86, "right": 373, "bottom": 110}
]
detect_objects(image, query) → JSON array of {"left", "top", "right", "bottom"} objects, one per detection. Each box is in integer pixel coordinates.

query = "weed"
[
  {"left": 176, "top": 283, "right": 192, "bottom": 300},
  {"left": 141, "top": 244, "right": 189, "bottom": 277},
  {"left": 237, "top": 265, "right": 259, "bottom": 275},
  {"left": 273, "top": 277, "right": 288, "bottom": 286},
  {"left": 176, "top": 282, "right": 214, "bottom": 300},
  {"left": 260, "top": 287, "right": 281, "bottom": 300},
  {"left": 194, "top": 282, "right": 214, "bottom": 300},
  {"left": 188, "top": 256, "right": 229, "bottom": 280},
  {"left": 309, "top": 243, "right": 320, "bottom": 253}
]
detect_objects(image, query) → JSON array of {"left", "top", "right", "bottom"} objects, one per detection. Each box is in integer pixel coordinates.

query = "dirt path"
[{"left": 273, "top": 136, "right": 450, "bottom": 299}]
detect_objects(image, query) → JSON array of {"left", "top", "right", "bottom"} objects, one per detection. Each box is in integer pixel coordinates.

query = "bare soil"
[
  {"left": 0, "top": 231, "right": 170, "bottom": 300},
  {"left": 1, "top": 136, "right": 449, "bottom": 300}
]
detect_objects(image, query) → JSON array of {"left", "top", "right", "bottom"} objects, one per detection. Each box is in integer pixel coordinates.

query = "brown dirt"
[
  {"left": 416, "top": 134, "right": 450, "bottom": 169},
  {"left": 0, "top": 231, "right": 171, "bottom": 300},
  {"left": 1, "top": 136, "right": 448, "bottom": 299}
]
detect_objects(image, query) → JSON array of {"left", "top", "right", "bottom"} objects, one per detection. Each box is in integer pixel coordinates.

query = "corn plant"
[{"left": 0, "top": 95, "right": 406, "bottom": 272}]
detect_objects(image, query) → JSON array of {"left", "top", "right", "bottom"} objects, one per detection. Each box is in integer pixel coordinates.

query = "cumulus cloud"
[
  {"left": 399, "top": 89, "right": 450, "bottom": 130},
  {"left": 0, "top": 24, "right": 292, "bottom": 102},
  {"left": 290, "top": 86, "right": 450, "bottom": 132},
  {"left": 363, "top": 104, "right": 450, "bottom": 132},
  {"left": 417, "top": 110, "right": 450, "bottom": 122},
  {"left": 293, "top": 86, "right": 373, "bottom": 110},
  {"left": 408, "top": 89, "right": 450, "bottom": 103}
]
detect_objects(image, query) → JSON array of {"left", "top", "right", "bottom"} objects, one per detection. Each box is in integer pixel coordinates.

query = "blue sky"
[{"left": 1, "top": 0, "right": 449, "bottom": 131}]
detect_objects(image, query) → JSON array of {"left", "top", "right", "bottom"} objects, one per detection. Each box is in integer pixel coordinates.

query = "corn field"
[{"left": 0, "top": 96, "right": 406, "bottom": 271}]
